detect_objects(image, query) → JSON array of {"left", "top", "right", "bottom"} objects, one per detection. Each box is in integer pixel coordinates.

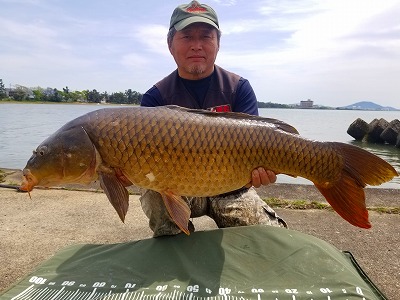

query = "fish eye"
[{"left": 37, "top": 146, "right": 48, "bottom": 156}]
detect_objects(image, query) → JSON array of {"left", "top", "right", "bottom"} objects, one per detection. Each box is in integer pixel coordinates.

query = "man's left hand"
[{"left": 246, "top": 167, "right": 276, "bottom": 188}]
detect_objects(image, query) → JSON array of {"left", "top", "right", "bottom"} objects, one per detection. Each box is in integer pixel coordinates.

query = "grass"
[
  {"left": 263, "top": 197, "right": 399, "bottom": 215},
  {"left": 369, "top": 207, "right": 400, "bottom": 214},
  {"left": 263, "top": 197, "right": 332, "bottom": 210},
  {"left": 0, "top": 170, "right": 5, "bottom": 183}
]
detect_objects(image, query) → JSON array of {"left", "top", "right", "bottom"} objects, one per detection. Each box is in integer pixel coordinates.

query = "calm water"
[{"left": 0, "top": 103, "right": 399, "bottom": 188}]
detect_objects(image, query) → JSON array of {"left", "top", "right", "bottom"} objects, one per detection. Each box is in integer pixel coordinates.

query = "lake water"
[{"left": 0, "top": 103, "right": 399, "bottom": 188}]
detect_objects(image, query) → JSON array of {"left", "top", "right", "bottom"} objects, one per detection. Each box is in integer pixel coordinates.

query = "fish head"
[{"left": 20, "top": 125, "right": 98, "bottom": 192}]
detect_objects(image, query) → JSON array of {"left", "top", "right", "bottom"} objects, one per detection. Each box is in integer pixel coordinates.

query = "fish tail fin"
[{"left": 314, "top": 142, "right": 398, "bottom": 229}]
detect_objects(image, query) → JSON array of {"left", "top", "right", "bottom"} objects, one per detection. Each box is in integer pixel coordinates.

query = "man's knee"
[{"left": 208, "top": 188, "right": 287, "bottom": 228}]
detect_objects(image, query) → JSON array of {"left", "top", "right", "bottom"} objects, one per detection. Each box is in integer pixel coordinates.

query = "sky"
[{"left": 1, "top": 0, "right": 400, "bottom": 108}]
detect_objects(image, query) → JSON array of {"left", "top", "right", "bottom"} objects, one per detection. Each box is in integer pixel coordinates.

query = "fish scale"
[
  {"left": 87, "top": 108, "right": 354, "bottom": 192},
  {"left": 21, "top": 105, "right": 398, "bottom": 231}
]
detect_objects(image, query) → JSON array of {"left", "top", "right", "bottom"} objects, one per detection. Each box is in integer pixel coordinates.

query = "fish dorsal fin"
[{"left": 163, "top": 105, "right": 299, "bottom": 135}]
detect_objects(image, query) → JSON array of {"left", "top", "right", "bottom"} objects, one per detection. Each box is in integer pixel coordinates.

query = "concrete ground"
[{"left": 0, "top": 169, "right": 399, "bottom": 299}]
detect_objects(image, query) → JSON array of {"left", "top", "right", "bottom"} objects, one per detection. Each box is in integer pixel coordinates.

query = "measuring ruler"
[
  {"left": 6, "top": 275, "right": 371, "bottom": 300},
  {"left": 1, "top": 226, "right": 386, "bottom": 300}
]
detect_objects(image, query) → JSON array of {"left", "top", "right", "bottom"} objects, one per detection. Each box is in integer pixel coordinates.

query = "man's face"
[{"left": 169, "top": 23, "right": 219, "bottom": 80}]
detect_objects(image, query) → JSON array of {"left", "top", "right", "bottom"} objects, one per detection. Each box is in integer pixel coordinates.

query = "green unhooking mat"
[{"left": 1, "top": 225, "right": 387, "bottom": 300}]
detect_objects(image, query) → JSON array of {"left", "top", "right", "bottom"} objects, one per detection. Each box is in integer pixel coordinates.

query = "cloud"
[
  {"left": 1, "top": 0, "right": 399, "bottom": 107},
  {"left": 131, "top": 25, "right": 170, "bottom": 56}
]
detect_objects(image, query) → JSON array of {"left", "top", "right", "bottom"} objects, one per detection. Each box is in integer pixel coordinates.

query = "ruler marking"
[
  {"left": 69, "top": 290, "right": 78, "bottom": 300},
  {"left": 32, "top": 286, "right": 49, "bottom": 300},
  {"left": 49, "top": 286, "right": 65, "bottom": 300},
  {"left": 23, "top": 287, "right": 39, "bottom": 300},
  {"left": 79, "top": 291, "right": 91, "bottom": 300},
  {"left": 18, "top": 286, "right": 38, "bottom": 300},
  {"left": 60, "top": 289, "right": 72, "bottom": 300},
  {"left": 43, "top": 287, "right": 56, "bottom": 299},
  {"left": 71, "top": 290, "right": 82, "bottom": 300},
  {"left": 125, "top": 289, "right": 136, "bottom": 300},
  {"left": 50, "top": 287, "right": 62, "bottom": 299},
  {"left": 129, "top": 291, "right": 137, "bottom": 300},
  {"left": 65, "top": 290, "right": 78, "bottom": 300},
  {"left": 131, "top": 291, "right": 138, "bottom": 300},
  {"left": 172, "top": 289, "right": 177, "bottom": 300},
  {"left": 45, "top": 288, "right": 58, "bottom": 299},
  {"left": 86, "top": 288, "right": 98, "bottom": 300},
  {"left": 109, "top": 291, "right": 116, "bottom": 300},
  {"left": 139, "top": 290, "right": 145, "bottom": 300},
  {"left": 59, "top": 290, "right": 69, "bottom": 300},
  {"left": 10, "top": 285, "right": 35, "bottom": 300}
]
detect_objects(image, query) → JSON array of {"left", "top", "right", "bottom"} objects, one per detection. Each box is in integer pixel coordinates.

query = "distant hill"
[{"left": 339, "top": 101, "right": 399, "bottom": 111}]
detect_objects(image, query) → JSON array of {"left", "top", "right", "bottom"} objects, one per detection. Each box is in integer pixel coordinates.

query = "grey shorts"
[{"left": 140, "top": 188, "right": 287, "bottom": 237}]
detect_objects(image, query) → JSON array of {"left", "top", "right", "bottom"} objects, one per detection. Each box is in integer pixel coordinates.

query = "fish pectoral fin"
[
  {"left": 161, "top": 191, "right": 191, "bottom": 235},
  {"left": 99, "top": 172, "right": 129, "bottom": 223}
]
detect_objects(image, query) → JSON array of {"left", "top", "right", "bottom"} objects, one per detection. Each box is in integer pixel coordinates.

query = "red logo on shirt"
[{"left": 208, "top": 105, "right": 231, "bottom": 112}]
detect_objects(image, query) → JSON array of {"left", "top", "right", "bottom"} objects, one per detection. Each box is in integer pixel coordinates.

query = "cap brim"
[{"left": 174, "top": 16, "right": 218, "bottom": 31}]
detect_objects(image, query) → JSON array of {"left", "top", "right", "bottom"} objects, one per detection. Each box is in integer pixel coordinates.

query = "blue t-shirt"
[{"left": 141, "top": 70, "right": 259, "bottom": 116}]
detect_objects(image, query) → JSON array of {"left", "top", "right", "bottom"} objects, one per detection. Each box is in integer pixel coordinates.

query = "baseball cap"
[{"left": 170, "top": 1, "right": 219, "bottom": 31}]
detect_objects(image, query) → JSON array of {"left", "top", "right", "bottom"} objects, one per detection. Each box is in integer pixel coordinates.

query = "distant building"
[{"left": 300, "top": 99, "right": 313, "bottom": 108}]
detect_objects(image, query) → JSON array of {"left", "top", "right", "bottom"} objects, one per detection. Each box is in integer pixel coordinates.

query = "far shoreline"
[{"left": 0, "top": 100, "right": 137, "bottom": 106}]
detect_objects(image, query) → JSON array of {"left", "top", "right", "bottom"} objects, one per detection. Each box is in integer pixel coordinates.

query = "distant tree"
[
  {"left": 47, "top": 88, "right": 63, "bottom": 102},
  {"left": 61, "top": 86, "right": 73, "bottom": 102},
  {"left": 86, "top": 89, "right": 102, "bottom": 103},
  {"left": 109, "top": 92, "right": 128, "bottom": 104},
  {"left": 2, "top": 84, "right": 143, "bottom": 104},
  {"left": 257, "top": 101, "right": 291, "bottom": 109},
  {"left": 125, "top": 89, "right": 142, "bottom": 105},
  {"left": 70, "top": 90, "right": 84, "bottom": 102},
  {"left": 0, "top": 79, "right": 7, "bottom": 99},
  {"left": 100, "top": 91, "right": 109, "bottom": 103},
  {"left": 32, "top": 88, "right": 45, "bottom": 101},
  {"left": 10, "top": 85, "right": 29, "bottom": 101}
]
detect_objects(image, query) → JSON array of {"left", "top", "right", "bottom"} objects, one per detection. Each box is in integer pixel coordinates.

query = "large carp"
[{"left": 21, "top": 106, "right": 397, "bottom": 233}]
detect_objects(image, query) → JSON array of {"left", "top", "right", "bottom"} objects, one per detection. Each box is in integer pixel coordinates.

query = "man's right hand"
[{"left": 245, "top": 167, "right": 277, "bottom": 188}]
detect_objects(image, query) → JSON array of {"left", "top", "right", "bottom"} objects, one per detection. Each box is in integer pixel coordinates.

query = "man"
[{"left": 140, "top": 0, "right": 286, "bottom": 237}]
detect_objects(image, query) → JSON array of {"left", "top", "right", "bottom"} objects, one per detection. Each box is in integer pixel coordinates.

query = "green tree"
[
  {"left": 32, "top": 88, "right": 45, "bottom": 101},
  {"left": 125, "top": 89, "right": 142, "bottom": 105},
  {"left": 0, "top": 79, "right": 7, "bottom": 99},
  {"left": 61, "top": 86, "right": 73, "bottom": 102},
  {"left": 109, "top": 92, "right": 127, "bottom": 104},
  {"left": 101, "top": 91, "right": 109, "bottom": 103},
  {"left": 257, "top": 101, "right": 291, "bottom": 109},
  {"left": 86, "top": 89, "right": 101, "bottom": 103},
  {"left": 70, "top": 90, "right": 84, "bottom": 102},
  {"left": 11, "top": 86, "right": 29, "bottom": 101},
  {"left": 48, "top": 88, "right": 63, "bottom": 102}
]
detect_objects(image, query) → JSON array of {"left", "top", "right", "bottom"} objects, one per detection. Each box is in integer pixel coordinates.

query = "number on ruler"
[
  {"left": 92, "top": 282, "right": 106, "bottom": 288},
  {"left": 28, "top": 276, "right": 47, "bottom": 285},
  {"left": 125, "top": 283, "right": 136, "bottom": 289}
]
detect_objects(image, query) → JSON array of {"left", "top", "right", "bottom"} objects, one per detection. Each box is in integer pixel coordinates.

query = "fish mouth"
[{"left": 20, "top": 169, "right": 38, "bottom": 192}]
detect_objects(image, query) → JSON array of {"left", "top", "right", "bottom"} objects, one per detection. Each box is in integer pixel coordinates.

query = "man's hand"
[{"left": 245, "top": 167, "right": 276, "bottom": 188}]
